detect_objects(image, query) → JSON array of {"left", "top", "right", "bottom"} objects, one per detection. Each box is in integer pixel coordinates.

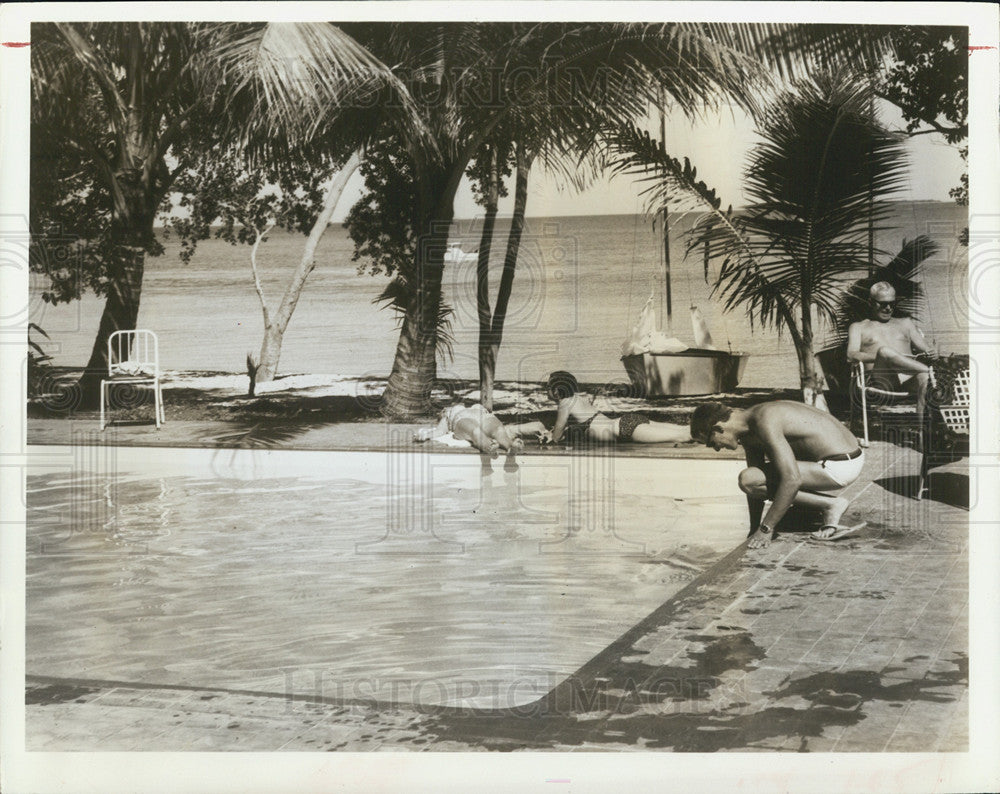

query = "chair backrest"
[
  {"left": 107, "top": 330, "right": 159, "bottom": 378},
  {"left": 938, "top": 367, "right": 970, "bottom": 435},
  {"left": 951, "top": 369, "right": 970, "bottom": 406}
]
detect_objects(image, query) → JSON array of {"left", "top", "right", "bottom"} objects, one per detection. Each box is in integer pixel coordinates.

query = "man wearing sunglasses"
[{"left": 846, "top": 281, "right": 936, "bottom": 417}]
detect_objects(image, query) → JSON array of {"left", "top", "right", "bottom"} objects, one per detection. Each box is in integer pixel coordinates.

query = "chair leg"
[
  {"left": 153, "top": 380, "right": 161, "bottom": 429},
  {"left": 99, "top": 380, "right": 106, "bottom": 431},
  {"left": 859, "top": 382, "right": 870, "bottom": 448},
  {"left": 916, "top": 408, "right": 934, "bottom": 500},
  {"left": 849, "top": 385, "right": 856, "bottom": 438},
  {"left": 917, "top": 448, "right": 929, "bottom": 501}
]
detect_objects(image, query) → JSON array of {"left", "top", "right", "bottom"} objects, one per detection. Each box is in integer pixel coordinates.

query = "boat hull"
[{"left": 621, "top": 350, "right": 749, "bottom": 397}]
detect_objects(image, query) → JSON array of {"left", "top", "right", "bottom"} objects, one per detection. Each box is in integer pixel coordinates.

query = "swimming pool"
[{"left": 27, "top": 446, "right": 745, "bottom": 709}]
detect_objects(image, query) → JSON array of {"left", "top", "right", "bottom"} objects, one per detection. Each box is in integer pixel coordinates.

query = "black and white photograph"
[{"left": 1, "top": 2, "right": 998, "bottom": 792}]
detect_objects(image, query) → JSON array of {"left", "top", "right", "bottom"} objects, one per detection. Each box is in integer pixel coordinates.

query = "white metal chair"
[
  {"left": 99, "top": 329, "right": 164, "bottom": 430},
  {"left": 851, "top": 360, "right": 934, "bottom": 448}
]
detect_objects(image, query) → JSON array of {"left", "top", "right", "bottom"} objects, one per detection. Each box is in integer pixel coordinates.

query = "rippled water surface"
[{"left": 27, "top": 448, "right": 745, "bottom": 707}]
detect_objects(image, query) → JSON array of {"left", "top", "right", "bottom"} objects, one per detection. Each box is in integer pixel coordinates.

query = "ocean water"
[{"left": 31, "top": 203, "right": 968, "bottom": 389}]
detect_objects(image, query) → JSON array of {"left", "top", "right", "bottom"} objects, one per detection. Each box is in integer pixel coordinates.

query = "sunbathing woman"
[
  {"left": 415, "top": 403, "right": 550, "bottom": 457},
  {"left": 543, "top": 371, "right": 690, "bottom": 445}
]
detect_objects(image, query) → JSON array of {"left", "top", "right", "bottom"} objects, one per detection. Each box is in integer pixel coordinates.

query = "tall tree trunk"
[
  {"left": 254, "top": 150, "right": 362, "bottom": 383},
  {"left": 481, "top": 144, "right": 535, "bottom": 410},
  {"left": 77, "top": 214, "right": 151, "bottom": 404},
  {"left": 381, "top": 222, "right": 450, "bottom": 418},
  {"left": 381, "top": 158, "right": 461, "bottom": 418},
  {"left": 797, "top": 300, "right": 828, "bottom": 409},
  {"left": 476, "top": 145, "right": 501, "bottom": 410}
]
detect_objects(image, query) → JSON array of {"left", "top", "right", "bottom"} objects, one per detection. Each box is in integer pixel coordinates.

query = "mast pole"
[
  {"left": 659, "top": 91, "right": 672, "bottom": 322},
  {"left": 868, "top": 87, "right": 875, "bottom": 278}
]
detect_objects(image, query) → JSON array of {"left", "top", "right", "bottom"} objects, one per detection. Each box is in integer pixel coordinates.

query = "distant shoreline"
[{"left": 155, "top": 199, "right": 965, "bottom": 230}]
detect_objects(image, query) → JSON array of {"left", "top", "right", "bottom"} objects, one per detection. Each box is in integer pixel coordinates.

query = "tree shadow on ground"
[
  {"left": 29, "top": 376, "right": 809, "bottom": 456},
  {"left": 413, "top": 646, "right": 967, "bottom": 751}
]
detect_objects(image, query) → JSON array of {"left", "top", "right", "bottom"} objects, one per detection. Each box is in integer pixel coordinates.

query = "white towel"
[{"left": 434, "top": 433, "right": 472, "bottom": 448}]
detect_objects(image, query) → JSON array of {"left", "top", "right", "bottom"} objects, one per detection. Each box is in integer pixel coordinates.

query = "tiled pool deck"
[{"left": 24, "top": 420, "right": 970, "bottom": 752}]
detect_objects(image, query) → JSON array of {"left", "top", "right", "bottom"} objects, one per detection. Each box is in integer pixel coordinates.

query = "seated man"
[
  {"left": 690, "top": 401, "right": 866, "bottom": 548},
  {"left": 414, "top": 403, "right": 550, "bottom": 458},
  {"left": 847, "top": 282, "right": 936, "bottom": 417}
]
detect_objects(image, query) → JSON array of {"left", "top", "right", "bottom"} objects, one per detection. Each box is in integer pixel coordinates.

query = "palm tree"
[
  {"left": 469, "top": 86, "right": 605, "bottom": 410},
  {"left": 220, "top": 21, "right": 780, "bottom": 417},
  {"left": 467, "top": 138, "right": 511, "bottom": 409},
  {"left": 31, "top": 22, "right": 206, "bottom": 402},
  {"left": 30, "top": 22, "right": 399, "bottom": 403},
  {"left": 610, "top": 72, "right": 911, "bottom": 405}
]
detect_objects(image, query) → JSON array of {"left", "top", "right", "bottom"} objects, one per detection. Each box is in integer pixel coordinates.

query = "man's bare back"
[
  {"left": 690, "top": 400, "right": 865, "bottom": 549},
  {"left": 743, "top": 401, "right": 859, "bottom": 462}
]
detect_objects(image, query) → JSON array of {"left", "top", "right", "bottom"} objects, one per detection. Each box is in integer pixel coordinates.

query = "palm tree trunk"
[
  {"left": 381, "top": 233, "right": 449, "bottom": 417},
  {"left": 381, "top": 144, "right": 471, "bottom": 419},
  {"left": 476, "top": 145, "right": 501, "bottom": 410},
  {"left": 797, "top": 300, "right": 826, "bottom": 408},
  {"left": 481, "top": 143, "right": 535, "bottom": 411},
  {"left": 254, "top": 150, "right": 363, "bottom": 382},
  {"left": 78, "top": 219, "right": 150, "bottom": 404}
]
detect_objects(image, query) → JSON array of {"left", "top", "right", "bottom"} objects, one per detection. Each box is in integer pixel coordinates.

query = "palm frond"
[
  {"left": 607, "top": 121, "right": 800, "bottom": 336},
  {"left": 728, "top": 72, "right": 910, "bottom": 327},
  {"left": 700, "top": 23, "right": 897, "bottom": 83},
  {"left": 205, "top": 22, "right": 428, "bottom": 156}
]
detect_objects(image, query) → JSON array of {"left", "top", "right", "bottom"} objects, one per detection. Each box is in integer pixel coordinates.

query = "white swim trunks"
[{"left": 819, "top": 449, "right": 865, "bottom": 488}]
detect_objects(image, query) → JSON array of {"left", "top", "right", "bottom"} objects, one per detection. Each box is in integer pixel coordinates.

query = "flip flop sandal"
[{"left": 810, "top": 522, "right": 867, "bottom": 542}]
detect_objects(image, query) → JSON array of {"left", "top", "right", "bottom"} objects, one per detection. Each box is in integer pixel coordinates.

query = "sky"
[{"left": 331, "top": 98, "right": 967, "bottom": 222}]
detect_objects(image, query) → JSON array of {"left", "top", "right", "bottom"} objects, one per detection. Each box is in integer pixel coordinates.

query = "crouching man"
[{"left": 690, "top": 401, "right": 866, "bottom": 548}]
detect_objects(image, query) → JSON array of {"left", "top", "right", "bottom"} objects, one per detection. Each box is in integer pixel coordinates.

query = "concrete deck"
[{"left": 23, "top": 418, "right": 970, "bottom": 753}]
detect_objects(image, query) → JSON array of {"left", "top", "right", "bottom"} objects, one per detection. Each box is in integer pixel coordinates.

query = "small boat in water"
[{"left": 444, "top": 242, "right": 477, "bottom": 265}]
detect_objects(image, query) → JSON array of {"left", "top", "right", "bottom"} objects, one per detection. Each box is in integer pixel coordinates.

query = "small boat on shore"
[
  {"left": 620, "top": 204, "right": 749, "bottom": 397},
  {"left": 620, "top": 300, "right": 749, "bottom": 396},
  {"left": 622, "top": 347, "right": 749, "bottom": 397}
]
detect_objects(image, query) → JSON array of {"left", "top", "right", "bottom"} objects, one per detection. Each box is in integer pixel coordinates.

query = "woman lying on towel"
[
  {"left": 414, "top": 403, "right": 550, "bottom": 457},
  {"left": 544, "top": 371, "right": 690, "bottom": 445}
]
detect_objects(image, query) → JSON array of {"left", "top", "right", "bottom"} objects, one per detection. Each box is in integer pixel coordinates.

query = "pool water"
[{"left": 27, "top": 446, "right": 745, "bottom": 709}]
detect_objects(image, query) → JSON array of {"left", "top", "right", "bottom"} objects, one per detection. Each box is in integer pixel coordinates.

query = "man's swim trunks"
[
  {"left": 818, "top": 447, "right": 865, "bottom": 488},
  {"left": 618, "top": 412, "right": 651, "bottom": 442}
]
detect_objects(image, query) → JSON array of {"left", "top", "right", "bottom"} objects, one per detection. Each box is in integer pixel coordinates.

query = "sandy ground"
[{"left": 28, "top": 369, "right": 802, "bottom": 448}]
